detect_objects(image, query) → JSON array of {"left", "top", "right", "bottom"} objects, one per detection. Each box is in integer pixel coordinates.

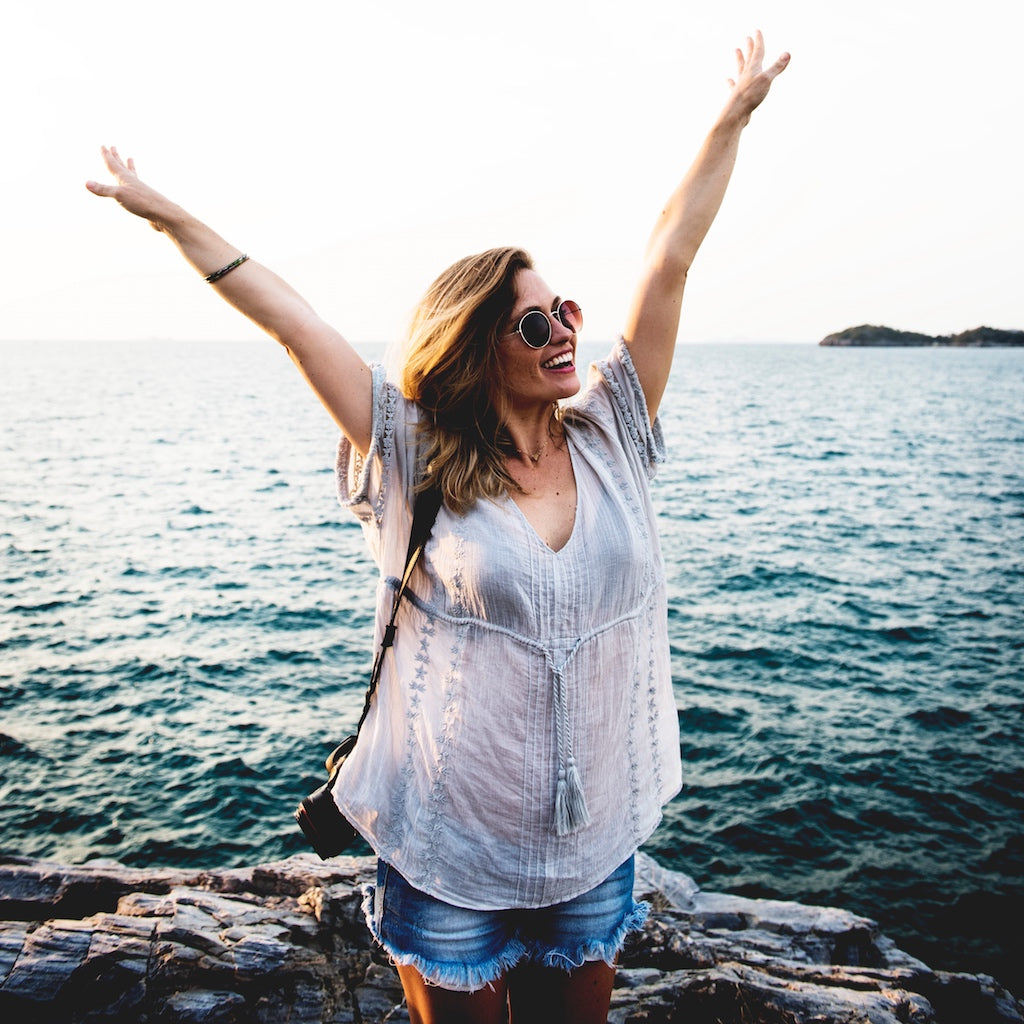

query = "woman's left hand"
[
  {"left": 723, "top": 29, "right": 790, "bottom": 125},
  {"left": 622, "top": 30, "right": 789, "bottom": 421}
]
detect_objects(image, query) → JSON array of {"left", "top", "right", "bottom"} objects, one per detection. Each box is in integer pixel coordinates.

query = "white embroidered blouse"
[{"left": 334, "top": 339, "right": 682, "bottom": 910}]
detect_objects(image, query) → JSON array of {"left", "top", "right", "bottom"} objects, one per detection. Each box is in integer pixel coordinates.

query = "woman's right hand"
[
  {"left": 86, "top": 146, "right": 375, "bottom": 454},
  {"left": 85, "top": 146, "right": 180, "bottom": 231}
]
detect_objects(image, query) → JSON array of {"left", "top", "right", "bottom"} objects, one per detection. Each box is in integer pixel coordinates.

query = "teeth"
[{"left": 542, "top": 352, "right": 574, "bottom": 369}]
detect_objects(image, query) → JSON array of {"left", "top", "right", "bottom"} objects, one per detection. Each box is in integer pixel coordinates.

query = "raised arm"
[
  {"left": 86, "top": 147, "right": 373, "bottom": 454},
  {"left": 624, "top": 31, "right": 790, "bottom": 420}
]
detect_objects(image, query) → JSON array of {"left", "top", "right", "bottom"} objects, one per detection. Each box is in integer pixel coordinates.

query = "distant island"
[{"left": 820, "top": 325, "right": 1024, "bottom": 347}]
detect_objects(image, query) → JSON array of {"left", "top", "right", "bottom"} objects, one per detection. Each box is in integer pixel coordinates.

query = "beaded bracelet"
[{"left": 204, "top": 254, "right": 249, "bottom": 284}]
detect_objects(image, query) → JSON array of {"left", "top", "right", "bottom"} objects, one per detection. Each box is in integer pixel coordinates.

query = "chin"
[{"left": 557, "top": 370, "right": 582, "bottom": 398}]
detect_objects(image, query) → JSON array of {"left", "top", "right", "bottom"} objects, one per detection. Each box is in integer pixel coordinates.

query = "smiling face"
[{"left": 496, "top": 269, "right": 582, "bottom": 412}]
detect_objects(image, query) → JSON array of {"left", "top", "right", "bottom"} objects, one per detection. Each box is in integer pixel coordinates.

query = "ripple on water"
[{"left": 1, "top": 341, "right": 1022, "bottom": 992}]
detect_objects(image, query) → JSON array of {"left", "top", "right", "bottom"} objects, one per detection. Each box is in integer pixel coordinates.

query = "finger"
[
  {"left": 748, "top": 31, "right": 765, "bottom": 74},
  {"left": 85, "top": 179, "right": 115, "bottom": 197},
  {"left": 110, "top": 146, "right": 133, "bottom": 175},
  {"left": 765, "top": 52, "right": 791, "bottom": 81},
  {"left": 100, "top": 145, "right": 130, "bottom": 180},
  {"left": 752, "top": 29, "right": 765, "bottom": 61}
]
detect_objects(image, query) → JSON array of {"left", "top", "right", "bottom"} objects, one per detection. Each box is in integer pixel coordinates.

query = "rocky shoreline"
[{"left": 1, "top": 852, "right": 1020, "bottom": 1023}]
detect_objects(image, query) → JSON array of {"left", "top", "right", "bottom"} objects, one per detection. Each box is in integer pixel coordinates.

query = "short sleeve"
[
  {"left": 335, "top": 363, "right": 404, "bottom": 526},
  {"left": 578, "top": 337, "right": 666, "bottom": 478},
  {"left": 335, "top": 364, "right": 423, "bottom": 577}
]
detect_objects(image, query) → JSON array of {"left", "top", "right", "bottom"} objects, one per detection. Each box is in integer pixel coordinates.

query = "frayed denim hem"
[
  {"left": 361, "top": 884, "right": 530, "bottom": 994},
  {"left": 527, "top": 898, "right": 650, "bottom": 972}
]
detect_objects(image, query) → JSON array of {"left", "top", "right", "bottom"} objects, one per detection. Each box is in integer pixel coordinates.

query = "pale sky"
[{"left": 3, "top": 0, "right": 1021, "bottom": 345}]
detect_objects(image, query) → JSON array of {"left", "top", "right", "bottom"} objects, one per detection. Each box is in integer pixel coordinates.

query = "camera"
[{"left": 294, "top": 736, "right": 360, "bottom": 860}]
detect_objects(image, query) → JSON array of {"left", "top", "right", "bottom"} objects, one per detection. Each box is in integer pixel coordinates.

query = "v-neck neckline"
[{"left": 505, "top": 433, "right": 579, "bottom": 554}]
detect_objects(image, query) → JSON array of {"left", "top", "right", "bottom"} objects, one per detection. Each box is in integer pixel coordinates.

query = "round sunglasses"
[{"left": 509, "top": 299, "right": 583, "bottom": 349}]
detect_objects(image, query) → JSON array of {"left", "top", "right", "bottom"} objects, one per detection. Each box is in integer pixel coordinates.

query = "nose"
[{"left": 550, "top": 309, "right": 575, "bottom": 343}]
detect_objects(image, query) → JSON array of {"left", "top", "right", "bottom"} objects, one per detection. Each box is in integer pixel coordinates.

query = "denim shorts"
[{"left": 362, "top": 856, "right": 648, "bottom": 993}]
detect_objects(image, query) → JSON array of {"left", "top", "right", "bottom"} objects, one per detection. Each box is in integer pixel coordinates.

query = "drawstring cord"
[{"left": 548, "top": 642, "right": 591, "bottom": 836}]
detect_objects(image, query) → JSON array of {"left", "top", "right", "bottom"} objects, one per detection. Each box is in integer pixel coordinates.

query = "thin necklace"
[
  {"left": 517, "top": 437, "right": 552, "bottom": 464},
  {"left": 507, "top": 407, "right": 565, "bottom": 465},
  {"left": 514, "top": 420, "right": 565, "bottom": 464}
]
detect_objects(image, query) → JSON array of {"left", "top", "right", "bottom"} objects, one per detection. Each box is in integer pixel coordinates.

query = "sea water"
[{"left": 1, "top": 339, "right": 1021, "bottom": 992}]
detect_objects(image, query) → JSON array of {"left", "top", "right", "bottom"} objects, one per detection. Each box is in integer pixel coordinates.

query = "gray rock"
[{"left": 0, "top": 852, "right": 1018, "bottom": 1023}]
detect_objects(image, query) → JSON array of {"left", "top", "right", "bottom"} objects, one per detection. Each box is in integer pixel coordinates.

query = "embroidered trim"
[
  {"left": 374, "top": 376, "right": 400, "bottom": 524},
  {"left": 594, "top": 338, "right": 666, "bottom": 476},
  {"left": 644, "top": 599, "right": 666, "bottom": 800},
  {"left": 385, "top": 609, "right": 437, "bottom": 851},
  {"left": 625, "top": 616, "right": 644, "bottom": 842},
  {"left": 334, "top": 363, "right": 400, "bottom": 526},
  {"left": 423, "top": 623, "right": 469, "bottom": 867}
]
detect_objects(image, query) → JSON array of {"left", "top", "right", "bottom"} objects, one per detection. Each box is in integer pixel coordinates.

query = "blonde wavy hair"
[{"left": 401, "top": 246, "right": 550, "bottom": 515}]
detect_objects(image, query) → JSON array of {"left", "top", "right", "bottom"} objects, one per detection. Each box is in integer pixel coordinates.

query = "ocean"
[{"left": 1, "top": 339, "right": 1021, "bottom": 994}]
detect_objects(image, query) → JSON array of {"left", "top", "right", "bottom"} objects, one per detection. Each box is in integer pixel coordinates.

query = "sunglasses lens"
[
  {"left": 557, "top": 300, "right": 582, "bottom": 333},
  {"left": 519, "top": 310, "right": 551, "bottom": 348}
]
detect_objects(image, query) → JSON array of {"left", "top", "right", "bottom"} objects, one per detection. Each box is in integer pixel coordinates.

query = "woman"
[{"left": 87, "top": 32, "right": 788, "bottom": 1024}]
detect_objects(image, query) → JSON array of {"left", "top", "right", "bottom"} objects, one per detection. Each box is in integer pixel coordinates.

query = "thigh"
[
  {"left": 506, "top": 857, "right": 645, "bottom": 1024},
  {"left": 507, "top": 960, "right": 616, "bottom": 1024},
  {"left": 398, "top": 963, "right": 509, "bottom": 1024}
]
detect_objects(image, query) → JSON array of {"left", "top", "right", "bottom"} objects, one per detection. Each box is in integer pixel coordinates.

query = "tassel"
[{"left": 554, "top": 758, "right": 591, "bottom": 836}]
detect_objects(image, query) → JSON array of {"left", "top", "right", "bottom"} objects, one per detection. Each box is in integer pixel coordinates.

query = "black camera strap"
[{"left": 352, "top": 485, "right": 444, "bottom": 738}]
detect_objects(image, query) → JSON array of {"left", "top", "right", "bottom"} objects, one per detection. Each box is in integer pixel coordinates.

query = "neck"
[{"left": 505, "top": 405, "right": 562, "bottom": 465}]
